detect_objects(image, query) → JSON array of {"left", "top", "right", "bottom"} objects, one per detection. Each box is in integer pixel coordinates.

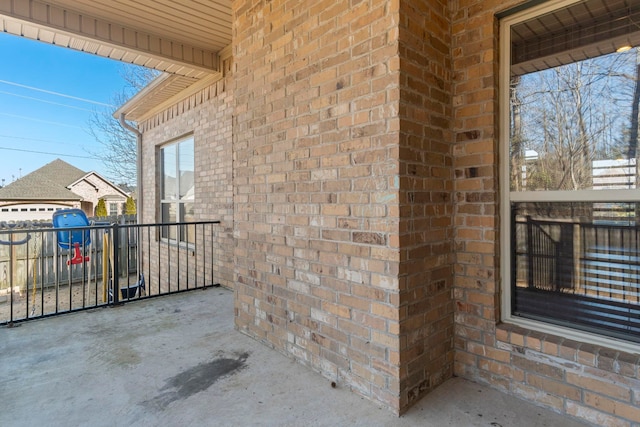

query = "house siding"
[
  {"left": 69, "top": 176, "right": 126, "bottom": 216},
  {"left": 0, "top": 176, "right": 124, "bottom": 221},
  {"left": 0, "top": 202, "right": 78, "bottom": 221}
]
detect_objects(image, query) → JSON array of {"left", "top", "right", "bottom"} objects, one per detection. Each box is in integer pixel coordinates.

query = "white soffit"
[
  {"left": 114, "top": 73, "right": 206, "bottom": 122},
  {"left": 0, "top": 0, "right": 232, "bottom": 78}
]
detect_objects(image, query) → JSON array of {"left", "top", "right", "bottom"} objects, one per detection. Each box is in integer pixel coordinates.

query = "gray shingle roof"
[{"left": 0, "top": 159, "right": 86, "bottom": 201}]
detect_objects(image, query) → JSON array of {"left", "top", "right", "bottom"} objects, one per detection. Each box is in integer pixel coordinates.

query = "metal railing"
[{"left": 0, "top": 220, "right": 221, "bottom": 325}]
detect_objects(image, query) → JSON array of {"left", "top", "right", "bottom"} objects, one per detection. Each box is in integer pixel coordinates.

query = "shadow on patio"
[{"left": 1, "top": 287, "right": 589, "bottom": 427}]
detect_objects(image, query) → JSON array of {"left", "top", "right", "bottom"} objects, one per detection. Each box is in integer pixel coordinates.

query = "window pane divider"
[{"left": 511, "top": 190, "right": 640, "bottom": 203}]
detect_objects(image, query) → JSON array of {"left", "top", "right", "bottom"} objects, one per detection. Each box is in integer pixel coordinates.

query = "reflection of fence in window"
[
  {"left": 514, "top": 215, "right": 640, "bottom": 302},
  {"left": 580, "top": 224, "right": 640, "bottom": 303},
  {"left": 592, "top": 159, "right": 636, "bottom": 191},
  {"left": 515, "top": 217, "right": 574, "bottom": 292},
  {"left": 513, "top": 207, "right": 640, "bottom": 342}
]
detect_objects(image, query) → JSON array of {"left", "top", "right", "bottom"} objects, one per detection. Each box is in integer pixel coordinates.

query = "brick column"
[
  {"left": 233, "top": 0, "right": 453, "bottom": 414},
  {"left": 397, "top": 0, "right": 454, "bottom": 410}
]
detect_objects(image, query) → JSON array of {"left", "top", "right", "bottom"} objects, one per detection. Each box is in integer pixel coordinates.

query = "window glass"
[
  {"left": 178, "top": 138, "right": 194, "bottom": 199},
  {"left": 162, "top": 144, "right": 177, "bottom": 200},
  {"left": 503, "top": 0, "right": 640, "bottom": 344},
  {"left": 159, "top": 136, "right": 194, "bottom": 244},
  {"left": 180, "top": 203, "right": 195, "bottom": 243},
  {"left": 510, "top": 51, "right": 637, "bottom": 192},
  {"left": 161, "top": 202, "right": 177, "bottom": 241},
  {"left": 511, "top": 202, "right": 640, "bottom": 343}
]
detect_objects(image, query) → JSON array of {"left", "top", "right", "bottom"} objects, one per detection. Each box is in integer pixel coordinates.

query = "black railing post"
[
  {"left": 9, "top": 232, "right": 14, "bottom": 324},
  {"left": 119, "top": 216, "right": 127, "bottom": 282},
  {"left": 526, "top": 215, "right": 533, "bottom": 288},
  {"left": 112, "top": 223, "right": 120, "bottom": 304}
]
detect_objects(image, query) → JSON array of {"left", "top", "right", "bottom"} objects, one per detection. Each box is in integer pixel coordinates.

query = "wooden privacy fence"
[{"left": 0, "top": 225, "right": 136, "bottom": 294}]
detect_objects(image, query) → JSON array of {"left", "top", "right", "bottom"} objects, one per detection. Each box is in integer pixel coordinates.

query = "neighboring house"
[
  {"left": 0, "top": 159, "right": 129, "bottom": 221},
  {"left": 3, "top": 2, "right": 640, "bottom": 426}
]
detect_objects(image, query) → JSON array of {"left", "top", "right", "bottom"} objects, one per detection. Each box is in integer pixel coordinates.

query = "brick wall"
[
  {"left": 451, "top": 1, "right": 640, "bottom": 426},
  {"left": 397, "top": 0, "right": 454, "bottom": 410},
  {"left": 138, "top": 77, "right": 234, "bottom": 289},
  {"left": 233, "top": 0, "right": 406, "bottom": 412},
  {"left": 131, "top": 0, "right": 640, "bottom": 423}
]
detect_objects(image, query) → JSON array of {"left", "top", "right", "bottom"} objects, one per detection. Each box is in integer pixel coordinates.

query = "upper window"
[
  {"left": 501, "top": 0, "right": 640, "bottom": 345},
  {"left": 160, "top": 136, "right": 195, "bottom": 243}
]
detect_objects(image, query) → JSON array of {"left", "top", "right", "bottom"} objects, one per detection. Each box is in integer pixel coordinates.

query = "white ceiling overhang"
[
  {"left": 0, "top": 0, "right": 232, "bottom": 121},
  {"left": 0, "top": 0, "right": 232, "bottom": 78}
]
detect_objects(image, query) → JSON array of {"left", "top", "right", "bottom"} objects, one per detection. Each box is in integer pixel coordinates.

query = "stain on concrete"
[
  {"left": 111, "top": 345, "right": 142, "bottom": 367},
  {"left": 87, "top": 342, "right": 142, "bottom": 369},
  {"left": 144, "top": 352, "right": 249, "bottom": 409}
]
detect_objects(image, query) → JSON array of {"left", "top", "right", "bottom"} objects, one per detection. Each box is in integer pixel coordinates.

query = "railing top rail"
[
  {"left": 0, "top": 220, "right": 222, "bottom": 235},
  {"left": 116, "top": 220, "right": 222, "bottom": 229}
]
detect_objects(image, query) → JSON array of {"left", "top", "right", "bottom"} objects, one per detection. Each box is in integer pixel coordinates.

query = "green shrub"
[
  {"left": 95, "top": 198, "right": 107, "bottom": 217},
  {"left": 125, "top": 196, "right": 136, "bottom": 215}
]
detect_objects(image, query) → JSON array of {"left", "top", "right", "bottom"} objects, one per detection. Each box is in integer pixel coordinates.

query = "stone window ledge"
[{"left": 495, "top": 323, "right": 640, "bottom": 379}]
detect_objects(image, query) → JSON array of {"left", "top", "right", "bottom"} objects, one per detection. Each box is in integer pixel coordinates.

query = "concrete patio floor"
[{"left": 1, "top": 287, "right": 589, "bottom": 427}]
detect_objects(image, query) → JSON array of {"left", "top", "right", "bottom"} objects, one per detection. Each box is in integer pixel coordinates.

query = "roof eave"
[
  {"left": 113, "top": 73, "right": 175, "bottom": 120},
  {"left": 115, "top": 44, "right": 232, "bottom": 123},
  {"left": 0, "top": 197, "right": 82, "bottom": 202}
]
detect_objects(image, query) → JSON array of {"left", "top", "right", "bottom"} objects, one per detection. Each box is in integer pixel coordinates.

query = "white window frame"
[
  {"left": 159, "top": 135, "right": 195, "bottom": 245},
  {"left": 499, "top": 0, "right": 640, "bottom": 353}
]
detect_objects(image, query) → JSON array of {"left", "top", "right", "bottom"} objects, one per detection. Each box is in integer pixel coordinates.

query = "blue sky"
[{"left": 0, "top": 32, "right": 139, "bottom": 185}]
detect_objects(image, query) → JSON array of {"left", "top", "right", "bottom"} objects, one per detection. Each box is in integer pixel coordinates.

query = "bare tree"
[
  {"left": 510, "top": 75, "right": 523, "bottom": 191},
  {"left": 87, "top": 64, "right": 160, "bottom": 185},
  {"left": 511, "top": 51, "right": 636, "bottom": 191}
]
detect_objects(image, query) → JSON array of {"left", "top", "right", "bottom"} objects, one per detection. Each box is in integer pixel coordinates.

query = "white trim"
[
  {"left": 500, "top": 10, "right": 514, "bottom": 323},
  {"left": 499, "top": 0, "right": 640, "bottom": 349},
  {"left": 510, "top": 190, "right": 640, "bottom": 203},
  {"left": 500, "top": 0, "right": 584, "bottom": 28}
]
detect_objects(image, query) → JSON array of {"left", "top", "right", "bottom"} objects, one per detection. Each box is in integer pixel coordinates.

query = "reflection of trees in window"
[
  {"left": 510, "top": 50, "right": 637, "bottom": 191},
  {"left": 510, "top": 75, "right": 524, "bottom": 191}
]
